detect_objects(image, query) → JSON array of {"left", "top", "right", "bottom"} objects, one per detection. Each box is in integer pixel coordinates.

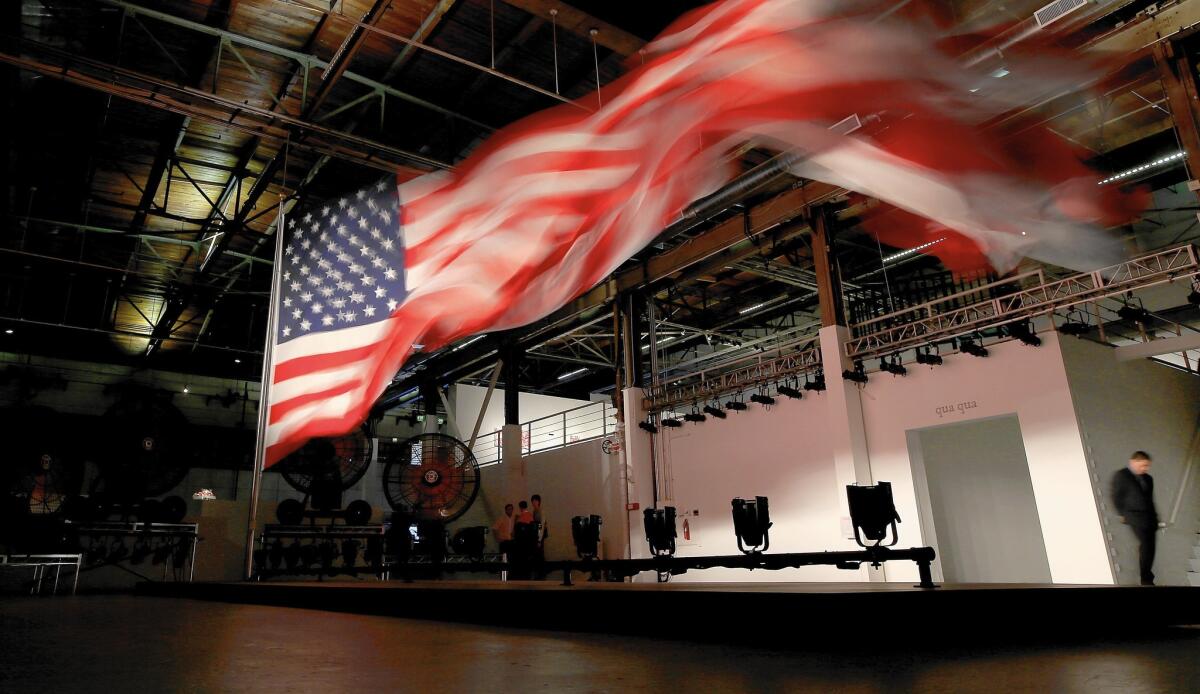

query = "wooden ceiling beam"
[{"left": 499, "top": 0, "right": 645, "bottom": 57}]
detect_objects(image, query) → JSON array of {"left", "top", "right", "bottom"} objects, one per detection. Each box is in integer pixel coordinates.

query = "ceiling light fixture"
[
  {"left": 883, "top": 238, "right": 945, "bottom": 264},
  {"left": 1099, "top": 151, "right": 1185, "bottom": 185}
]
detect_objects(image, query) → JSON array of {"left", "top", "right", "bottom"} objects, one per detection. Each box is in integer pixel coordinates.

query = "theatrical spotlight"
[
  {"left": 571, "top": 514, "right": 603, "bottom": 559},
  {"left": 1117, "top": 303, "right": 1151, "bottom": 325},
  {"left": 776, "top": 384, "right": 803, "bottom": 399},
  {"left": 703, "top": 404, "right": 727, "bottom": 419},
  {"left": 843, "top": 360, "right": 868, "bottom": 383},
  {"left": 643, "top": 507, "right": 677, "bottom": 557},
  {"left": 958, "top": 337, "right": 988, "bottom": 357},
  {"left": 638, "top": 420, "right": 659, "bottom": 434},
  {"left": 846, "top": 482, "right": 901, "bottom": 548},
  {"left": 1007, "top": 321, "right": 1041, "bottom": 346},
  {"left": 880, "top": 355, "right": 907, "bottom": 376},
  {"left": 1058, "top": 320, "right": 1089, "bottom": 336},
  {"left": 750, "top": 392, "right": 776, "bottom": 406},
  {"left": 731, "top": 496, "right": 772, "bottom": 554},
  {"left": 914, "top": 348, "right": 942, "bottom": 366},
  {"left": 804, "top": 373, "right": 826, "bottom": 392},
  {"left": 660, "top": 417, "right": 684, "bottom": 428},
  {"left": 683, "top": 411, "right": 707, "bottom": 423},
  {"left": 725, "top": 399, "right": 748, "bottom": 412}
]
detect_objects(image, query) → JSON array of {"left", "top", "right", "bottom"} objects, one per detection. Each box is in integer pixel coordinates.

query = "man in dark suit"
[{"left": 1110, "top": 451, "right": 1160, "bottom": 585}]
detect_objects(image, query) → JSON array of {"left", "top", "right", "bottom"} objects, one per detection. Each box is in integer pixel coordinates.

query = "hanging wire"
[
  {"left": 490, "top": 0, "right": 496, "bottom": 69},
  {"left": 590, "top": 28, "right": 602, "bottom": 109},
  {"left": 875, "top": 234, "right": 897, "bottom": 314},
  {"left": 550, "top": 8, "right": 560, "bottom": 94}
]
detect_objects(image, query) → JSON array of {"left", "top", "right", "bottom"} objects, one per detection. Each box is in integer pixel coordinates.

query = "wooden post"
[
  {"left": 1155, "top": 41, "right": 1200, "bottom": 190},
  {"left": 811, "top": 205, "right": 845, "bottom": 327}
]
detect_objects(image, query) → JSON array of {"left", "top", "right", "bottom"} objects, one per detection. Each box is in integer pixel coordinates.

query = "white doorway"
[{"left": 907, "top": 415, "right": 1052, "bottom": 583}]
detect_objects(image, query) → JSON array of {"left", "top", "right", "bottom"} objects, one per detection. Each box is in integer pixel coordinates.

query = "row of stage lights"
[
  {"left": 851, "top": 287, "right": 1200, "bottom": 384},
  {"left": 638, "top": 482, "right": 901, "bottom": 560},
  {"left": 642, "top": 292, "right": 1197, "bottom": 429},
  {"left": 638, "top": 372, "right": 827, "bottom": 433},
  {"left": 842, "top": 320, "right": 1042, "bottom": 384}
]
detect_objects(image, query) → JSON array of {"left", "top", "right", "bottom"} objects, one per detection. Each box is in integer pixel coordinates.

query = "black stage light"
[
  {"left": 129, "top": 540, "right": 152, "bottom": 565},
  {"left": 776, "top": 384, "right": 803, "bottom": 399},
  {"left": 880, "top": 356, "right": 907, "bottom": 376},
  {"left": 846, "top": 482, "right": 901, "bottom": 548},
  {"left": 731, "top": 496, "right": 772, "bottom": 554},
  {"left": 152, "top": 541, "right": 174, "bottom": 566},
  {"left": 703, "top": 405, "right": 727, "bottom": 419},
  {"left": 750, "top": 393, "right": 776, "bottom": 406},
  {"left": 283, "top": 542, "right": 302, "bottom": 570},
  {"left": 804, "top": 374, "right": 826, "bottom": 391},
  {"left": 638, "top": 421, "right": 659, "bottom": 434},
  {"left": 267, "top": 540, "right": 284, "bottom": 570},
  {"left": 915, "top": 349, "right": 942, "bottom": 366},
  {"left": 1058, "top": 320, "right": 1089, "bottom": 336},
  {"left": 108, "top": 541, "right": 129, "bottom": 563},
  {"left": 1188, "top": 288, "right": 1200, "bottom": 306},
  {"left": 1007, "top": 321, "right": 1041, "bottom": 346},
  {"left": 959, "top": 338, "right": 988, "bottom": 357},
  {"left": 450, "top": 527, "right": 487, "bottom": 559},
  {"left": 341, "top": 538, "right": 361, "bottom": 568},
  {"left": 725, "top": 400, "right": 748, "bottom": 411},
  {"left": 683, "top": 412, "right": 706, "bottom": 423},
  {"left": 299, "top": 542, "right": 319, "bottom": 568},
  {"left": 1117, "top": 304, "right": 1151, "bottom": 324},
  {"left": 571, "top": 514, "right": 603, "bottom": 559},
  {"left": 842, "top": 369, "right": 868, "bottom": 383},
  {"left": 318, "top": 540, "right": 337, "bottom": 571},
  {"left": 660, "top": 417, "right": 683, "bottom": 428},
  {"left": 643, "top": 507, "right": 677, "bottom": 557}
]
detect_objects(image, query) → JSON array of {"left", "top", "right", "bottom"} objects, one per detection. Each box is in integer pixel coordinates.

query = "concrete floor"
[{"left": 1, "top": 595, "right": 1199, "bottom": 693}]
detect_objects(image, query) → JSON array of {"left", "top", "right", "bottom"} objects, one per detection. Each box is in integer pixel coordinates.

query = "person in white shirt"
[{"left": 492, "top": 503, "right": 515, "bottom": 558}]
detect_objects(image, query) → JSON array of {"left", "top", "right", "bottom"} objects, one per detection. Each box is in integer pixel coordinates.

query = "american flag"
[
  {"left": 264, "top": 0, "right": 1138, "bottom": 465},
  {"left": 265, "top": 180, "right": 406, "bottom": 466}
]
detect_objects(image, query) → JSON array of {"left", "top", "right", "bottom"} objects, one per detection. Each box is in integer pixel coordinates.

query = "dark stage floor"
[
  {"left": 2, "top": 594, "right": 1200, "bottom": 693},
  {"left": 136, "top": 579, "right": 1200, "bottom": 638}
]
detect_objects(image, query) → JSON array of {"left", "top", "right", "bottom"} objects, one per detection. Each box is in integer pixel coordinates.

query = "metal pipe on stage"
[{"left": 384, "top": 546, "right": 939, "bottom": 589}]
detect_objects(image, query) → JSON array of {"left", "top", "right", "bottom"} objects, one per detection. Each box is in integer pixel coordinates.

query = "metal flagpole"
[{"left": 244, "top": 138, "right": 291, "bottom": 580}]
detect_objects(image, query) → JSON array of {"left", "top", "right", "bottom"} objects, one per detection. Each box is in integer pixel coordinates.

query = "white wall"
[
  {"left": 1060, "top": 336, "right": 1200, "bottom": 586},
  {"left": 452, "top": 383, "right": 591, "bottom": 446},
  {"left": 652, "top": 331, "right": 1115, "bottom": 585},
  {"left": 858, "top": 331, "right": 1111, "bottom": 584},
  {"left": 446, "top": 439, "right": 626, "bottom": 561},
  {"left": 658, "top": 391, "right": 851, "bottom": 582}
]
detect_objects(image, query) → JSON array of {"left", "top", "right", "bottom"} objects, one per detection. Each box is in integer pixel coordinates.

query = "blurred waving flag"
[{"left": 263, "top": 0, "right": 1139, "bottom": 465}]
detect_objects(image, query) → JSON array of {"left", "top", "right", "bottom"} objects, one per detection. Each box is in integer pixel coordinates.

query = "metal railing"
[
  {"left": 844, "top": 245, "right": 1200, "bottom": 359},
  {"left": 470, "top": 401, "right": 616, "bottom": 466}
]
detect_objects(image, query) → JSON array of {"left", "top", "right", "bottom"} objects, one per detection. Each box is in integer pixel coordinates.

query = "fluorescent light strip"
[
  {"left": 641, "top": 336, "right": 676, "bottom": 352},
  {"left": 738, "top": 294, "right": 789, "bottom": 315},
  {"left": 557, "top": 367, "right": 588, "bottom": 381},
  {"left": 883, "top": 238, "right": 945, "bottom": 264},
  {"left": 1099, "top": 151, "right": 1185, "bottom": 185},
  {"left": 451, "top": 335, "right": 484, "bottom": 352}
]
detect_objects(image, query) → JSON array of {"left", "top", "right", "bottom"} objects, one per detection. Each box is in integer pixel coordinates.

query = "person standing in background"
[
  {"left": 492, "top": 503, "right": 515, "bottom": 558},
  {"left": 1111, "top": 451, "right": 1163, "bottom": 586},
  {"left": 511, "top": 500, "right": 536, "bottom": 580},
  {"left": 531, "top": 494, "right": 547, "bottom": 578}
]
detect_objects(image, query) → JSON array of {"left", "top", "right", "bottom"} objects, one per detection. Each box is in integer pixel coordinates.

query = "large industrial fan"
[
  {"left": 382, "top": 433, "right": 481, "bottom": 522},
  {"left": 276, "top": 428, "right": 374, "bottom": 523},
  {"left": 95, "top": 388, "right": 191, "bottom": 504},
  {"left": 259, "top": 429, "right": 376, "bottom": 579},
  {"left": 3, "top": 406, "right": 80, "bottom": 516}
]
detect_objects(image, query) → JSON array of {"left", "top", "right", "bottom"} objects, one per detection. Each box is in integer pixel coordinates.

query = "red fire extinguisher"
[{"left": 682, "top": 518, "right": 691, "bottom": 541}]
